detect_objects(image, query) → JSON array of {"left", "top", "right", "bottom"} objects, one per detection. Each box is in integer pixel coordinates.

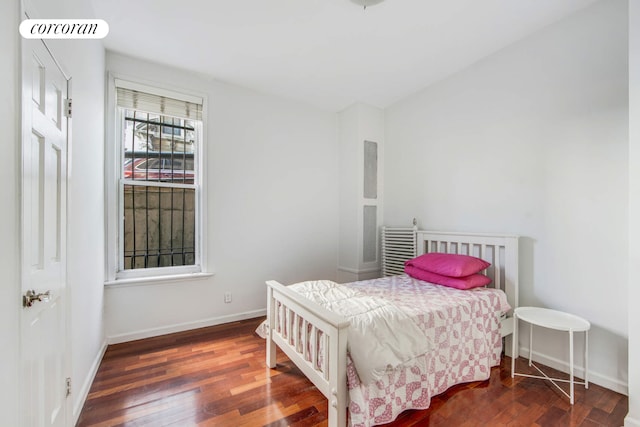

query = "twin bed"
[{"left": 264, "top": 231, "right": 519, "bottom": 427}]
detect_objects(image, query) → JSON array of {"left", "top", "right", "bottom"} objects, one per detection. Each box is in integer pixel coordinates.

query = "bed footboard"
[{"left": 266, "top": 280, "right": 350, "bottom": 427}]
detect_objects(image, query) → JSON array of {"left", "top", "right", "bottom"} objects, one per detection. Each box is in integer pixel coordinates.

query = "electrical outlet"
[{"left": 224, "top": 292, "right": 232, "bottom": 303}]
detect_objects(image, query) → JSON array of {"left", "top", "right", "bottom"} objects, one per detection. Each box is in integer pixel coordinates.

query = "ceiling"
[{"left": 91, "top": 0, "right": 597, "bottom": 112}]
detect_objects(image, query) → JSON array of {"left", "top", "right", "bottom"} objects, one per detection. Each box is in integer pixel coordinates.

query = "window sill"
[{"left": 104, "top": 272, "right": 214, "bottom": 288}]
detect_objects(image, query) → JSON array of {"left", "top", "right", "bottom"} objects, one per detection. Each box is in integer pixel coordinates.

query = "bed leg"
[
  {"left": 328, "top": 395, "right": 347, "bottom": 427},
  {"left": 266, "top": 286, "right": 277, "bottom": 368},
  {"left": 266, "top": 337, "right": 277, "bottom": 368},
  {"left": 328, "top": 330, "right": 348, "bottom": 427}
]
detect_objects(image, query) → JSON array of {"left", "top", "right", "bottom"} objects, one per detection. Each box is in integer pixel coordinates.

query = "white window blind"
[{"left": 116, "top": 80, "right": 202, "bottom": 121}]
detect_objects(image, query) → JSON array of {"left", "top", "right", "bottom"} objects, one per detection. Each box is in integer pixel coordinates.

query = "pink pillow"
[
  {"left": 404, "top": 265, "right": 492, "bottom": 290},
  {"left": 405, "top": 252, "right": 490, "bottom": 277}
]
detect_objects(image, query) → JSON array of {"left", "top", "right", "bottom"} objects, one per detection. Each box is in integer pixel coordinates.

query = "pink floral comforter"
[{"left": 342, "top": 275, "right": 510, "bottom": 427}]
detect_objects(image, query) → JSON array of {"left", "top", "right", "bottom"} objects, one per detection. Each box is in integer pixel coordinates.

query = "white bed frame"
[{"left": 265, "top": 231, "right": 519, "bottom": 427}]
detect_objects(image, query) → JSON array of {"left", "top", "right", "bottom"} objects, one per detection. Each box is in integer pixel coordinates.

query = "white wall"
[
  {"left": 64, "top": 37, "right": 107, "bottom": 422},
  {"left": 0, "top": 1, "right": 21, "bottom": 426},
  {"left": 21, "top": 0, "right": 108, "bottom": 420},
  {"left": 627, "top": 0, "right": 639, "bottom": 423},
  {"left": 338, "top": 105, "right": 360, "bottom": 278},
  {"left": 104, "top": 52, "right": 339, "bottom": 342},
  {"left": 385, "top": 0, "right": 628, "bottom": 393}
]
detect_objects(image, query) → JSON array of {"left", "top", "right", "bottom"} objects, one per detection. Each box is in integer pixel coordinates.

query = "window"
[{"left": 111, "top": 79, "right": 204, "bottom": 279}]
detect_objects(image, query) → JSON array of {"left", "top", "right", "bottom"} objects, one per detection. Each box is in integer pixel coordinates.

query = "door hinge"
[
  {"left": 65, "top": 377, "right": 71, "bottom": 397},
  {"left": 64, "top": 98, "right": 72, "bottom": 118}
]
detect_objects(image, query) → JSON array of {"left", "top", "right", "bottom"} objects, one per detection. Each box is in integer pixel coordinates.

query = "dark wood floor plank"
[{"left": 76, "top": 318, "right": 628, "bottom": 427}]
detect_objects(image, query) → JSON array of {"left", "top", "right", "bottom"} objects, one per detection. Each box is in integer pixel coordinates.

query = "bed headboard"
[{"left": 415, "top": 231, "right": 519, "bottom": 314}]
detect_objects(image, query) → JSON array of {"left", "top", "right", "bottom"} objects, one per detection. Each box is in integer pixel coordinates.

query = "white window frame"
[{"left": 105, "top": 74, "right": 209, "bottom": 284}]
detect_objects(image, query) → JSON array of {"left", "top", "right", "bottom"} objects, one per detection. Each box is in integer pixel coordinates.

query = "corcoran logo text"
[{"left": 20, "top": 19, "right": 109, "bottom": 39}]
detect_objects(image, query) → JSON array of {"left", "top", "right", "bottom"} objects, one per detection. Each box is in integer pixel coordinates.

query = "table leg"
[
  {"left": 528, "top": 324, "right": 533, "bottom": 366},
  {"left": 570, "top": 329, "right": 574, "bottom": 404},
  {"left": 511, "top": 313, "right": 517, "bottom": 378},
  {"left": 585, "top": 330, "right": 589, "bottom": 389}
]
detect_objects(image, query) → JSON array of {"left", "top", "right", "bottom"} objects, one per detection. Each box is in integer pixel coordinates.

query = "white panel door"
[{"left": 21, "top": 37, "right": 69, "bottom": 427}]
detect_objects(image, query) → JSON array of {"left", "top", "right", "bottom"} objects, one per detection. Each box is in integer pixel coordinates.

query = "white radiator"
[{"left": 381, "top": 226, "right": 417, "bottom": 276}]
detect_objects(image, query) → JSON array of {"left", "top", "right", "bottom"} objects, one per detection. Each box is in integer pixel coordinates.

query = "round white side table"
[{"left": 510, "top": 306, "right": 590, "bottom": 404}]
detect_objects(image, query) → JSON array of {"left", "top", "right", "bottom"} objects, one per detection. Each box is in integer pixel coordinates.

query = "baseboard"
[
  {"left": 625, "top": 415, "right": 640, "bottom": 427},
  {"left": 518, "top": 346, "right": 628, "bottom": 396},
  {"left": 73, "top": 340, "right": 108, "bottom": 425},
  {"left": 337, "top": 265, "right": 381, "bottom": 274},
  {"left": 106, "top": 309, "right": 267, "bottom": 344}
]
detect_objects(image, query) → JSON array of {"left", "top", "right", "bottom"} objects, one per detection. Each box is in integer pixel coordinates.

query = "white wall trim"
[
  {"left": 625, "top": 416, "right": 640, "bottom": 427},
  {"left": 107, "top": 309, "right": 267, "bottom": 344},
  {"left": 104, "top": 272, "right": 214, "bottom": 288},
  {"left": 519, "top": 346, "right": 628, "bottom": 396},
  {"left": 72, "top": 340, "right": 107, "bottom": 425},
  {"left": 337, "top": 265, "right": 381, "bottom": 274}
]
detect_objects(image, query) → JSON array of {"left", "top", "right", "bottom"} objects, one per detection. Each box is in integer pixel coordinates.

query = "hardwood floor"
[{"left": 77, "top": 318, "right": 627, "bottom": 427}]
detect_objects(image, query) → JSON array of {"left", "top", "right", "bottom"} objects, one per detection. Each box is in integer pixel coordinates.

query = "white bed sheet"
[{"left": 289, "top": 280, "right": 431, "bottom": 385}]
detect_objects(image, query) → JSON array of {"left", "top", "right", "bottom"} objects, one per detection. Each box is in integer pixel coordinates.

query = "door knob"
[{"left": 23, "top": 289, "right": 51, "bottom": 307}]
